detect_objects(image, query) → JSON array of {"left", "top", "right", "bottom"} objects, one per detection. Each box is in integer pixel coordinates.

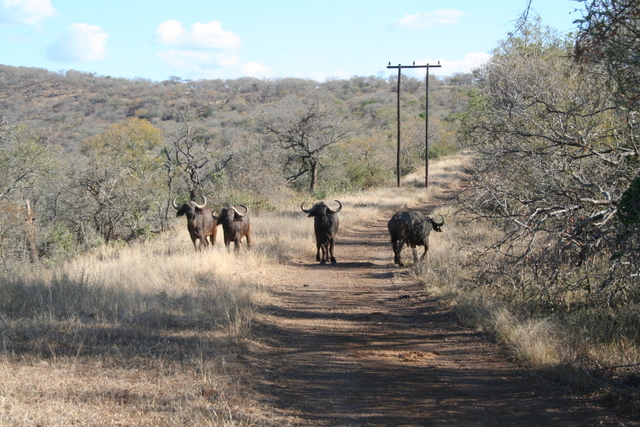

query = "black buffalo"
[
  {"left": 173, "top": 195, "right": 218, "bottom": 251},
  {"left": 213, "top": 205, "right": 251, "bottom": 252},
  {"left": 387, "top": 211, "right": 444, "bottom": 266},
  {"left": 301, "top": 200, "right": 342, "bottom": 264}
]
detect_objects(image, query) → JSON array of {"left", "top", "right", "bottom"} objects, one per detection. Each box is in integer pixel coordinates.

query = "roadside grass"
[{"left": 0, "top": 237, "right": 289, "bottom": 426}]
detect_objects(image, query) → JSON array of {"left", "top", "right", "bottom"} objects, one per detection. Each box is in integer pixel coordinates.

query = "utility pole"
[{"left": 387, "top": 61, "right": 442, "bottom": 187}]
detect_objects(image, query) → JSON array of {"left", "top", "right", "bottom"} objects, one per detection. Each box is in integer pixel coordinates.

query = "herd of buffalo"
[{"left": 173, "top": 197, "right": 444, "bottom": 266}]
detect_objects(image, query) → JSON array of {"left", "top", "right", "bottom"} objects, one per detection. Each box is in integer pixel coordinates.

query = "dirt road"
[{"left": 252, "top": 211, "right": 636, "bottom": 426}]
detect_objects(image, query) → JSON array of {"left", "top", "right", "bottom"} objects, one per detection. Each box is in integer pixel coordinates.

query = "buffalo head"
[
  {"left": 301, "top": 200, "right": 342, "bottom": 217},
  {"left": 212, "top": 204, "right": 248, "bottom": 224},
  {"left": 173, "top": 195, "right": 207, "bottom": 219}
]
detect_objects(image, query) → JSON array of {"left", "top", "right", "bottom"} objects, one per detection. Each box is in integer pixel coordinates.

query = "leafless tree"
[
  {"left": 162, "top": 107, "right": 232, "bottom": 217},
  {"left": 258, "top": 94, "right": 353, "bottom": 192}
]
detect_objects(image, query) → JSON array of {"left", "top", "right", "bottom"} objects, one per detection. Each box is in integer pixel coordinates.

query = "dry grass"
[
  {"left": 415, "top": 165, "right": 640, "bottom": 407},
  {"left": 0, "top": 233, "right": 290, "bottom": 426},
  {"left": 416, "top": 208, "right": 578, "bottom": 369}
]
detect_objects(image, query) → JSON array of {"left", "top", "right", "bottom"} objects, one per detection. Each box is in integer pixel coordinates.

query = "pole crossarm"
[
  {"left": 387, "top": 61, "right": 442, "bottom": 188},
  {"left": 386, "top": 62, "right": 442, "bottom": 70}
]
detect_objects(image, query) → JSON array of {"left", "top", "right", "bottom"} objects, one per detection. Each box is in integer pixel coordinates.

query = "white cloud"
[
  {"left": 157, "top": 49, "right": 271, "bottom": 79},
  {"left": 46, "top": 23, "right": 108, "bottom": 62},
  {"left": 393, "top": 9, "right": 465, "bottom": 30},
  {"left": 0, "top": 0, "right": 55, "bottom": 26},
  {"left": 414, "top": 52, "right": 491, "bottom": 76},
  {"left": 155, "top": 20, "right": 242, "bottom": 50},
  {"left": 240, "top": 61, "right": 272, "bottom": 76},
  {"left": 155, "top": 19, "right": 270, "bottom": 79},
  {"left": 440, "top": 52, "right": 491, "bottom": 74}
]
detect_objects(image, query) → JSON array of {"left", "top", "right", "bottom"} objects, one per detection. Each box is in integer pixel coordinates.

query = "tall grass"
[{"left": 0, "top": 228, "right": 290, "bottom": 426}]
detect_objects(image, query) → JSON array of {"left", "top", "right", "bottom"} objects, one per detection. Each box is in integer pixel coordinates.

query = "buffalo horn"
[
  {"left": 195, "top": 195, "right": 207, "bottom": 209},
  {"left": 433, "top": 214, "right": 445, "bottom": 227},
  {"left": 329, "top": 200, "right": 342, "bottom": 213},
  {"left": 172, "top": 197, "right": 180, "bottom": 210},
  {"left": 301, "top": 201, "right": 312, "bottom": 213},
  {"left": 233, "top": 205, "right": 249, "bottom": 217}
]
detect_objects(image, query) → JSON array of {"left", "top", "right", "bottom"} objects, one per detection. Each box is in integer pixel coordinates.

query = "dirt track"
[{"left": 251, "top": 209, "right": 637, "bottom": 426}]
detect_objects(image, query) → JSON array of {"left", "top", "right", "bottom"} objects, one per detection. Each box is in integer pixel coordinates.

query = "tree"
[
  {"left": 162, "top": 107, "right": 233, "bottom": 209},
  {"left": 0, "top": 121, "right": 52, "bottom": 201},
  {"left": 574, "top": 0, "right": 640, "bottom": 293},
  {"left": 258, "top": 94, "right": 353, "bottom": 192},
  {"left": 0, "top": 121, "right": 54, "bottom": 266},
  {"left": 575, "top": 0, "right": 640, "bottom": 108},
  {"left": 458, "top": 18, "right": 635, "bottom": 306},
  {"left": 76, "top": 117, "right": 164, "bottom": 243}
]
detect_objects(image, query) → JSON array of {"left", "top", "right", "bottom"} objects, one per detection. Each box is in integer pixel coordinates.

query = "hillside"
[
  {"left": 0, "top": 64, "right": 467, "bottom": 150},
  {"left": 0, "top": 63, "right": 471, "bottom": 269}
]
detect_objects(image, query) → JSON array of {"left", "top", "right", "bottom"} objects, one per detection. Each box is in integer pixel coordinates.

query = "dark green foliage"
[{"left": 619, "top": 176, "right": 640, "bottom": 228}]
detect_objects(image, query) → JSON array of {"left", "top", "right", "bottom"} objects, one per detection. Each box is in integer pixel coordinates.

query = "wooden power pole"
[{"left": 387, "top": 61, "right": 442, "bottom": 188}]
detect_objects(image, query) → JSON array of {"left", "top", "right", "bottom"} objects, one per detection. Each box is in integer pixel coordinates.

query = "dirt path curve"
[{"left": 251, "top": 207, "right": 636, "bottom": 426}]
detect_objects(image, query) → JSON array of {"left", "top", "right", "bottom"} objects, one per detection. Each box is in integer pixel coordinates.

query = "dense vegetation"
[
  {"left": 450, "top": 0, "right": 640, "bottom": 408},
  {"left": 0, "top": 65, "right": 466, "bottom": 268}
]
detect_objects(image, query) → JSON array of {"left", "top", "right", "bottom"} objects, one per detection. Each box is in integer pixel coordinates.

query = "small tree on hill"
[{"left": 258, "top": 94, "right": 353, "bottom": 192}]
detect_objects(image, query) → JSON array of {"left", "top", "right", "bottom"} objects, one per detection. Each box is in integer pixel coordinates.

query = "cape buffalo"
[
  {"left": 388, "top": 211, "right": 444, "bottom": 266},
  {"left": 301, "top": 200, "right": 342, "bottom": 265},
  {"left": 173, "top": 195, "right": 218, "bottom": 251},
  {"left": 212, "top": 205, "right": 251, "bottom": 252}
]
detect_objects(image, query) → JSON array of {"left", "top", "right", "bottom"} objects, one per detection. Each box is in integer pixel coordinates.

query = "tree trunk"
[
  {"left": 309, "top": 160, "right": 318, "bottom": 191},
  {"left": 25, "top": 200, "right": 38, "bottom": 264}
]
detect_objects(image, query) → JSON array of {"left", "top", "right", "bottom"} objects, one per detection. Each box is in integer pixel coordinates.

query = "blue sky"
[{"left": 0, "top": 0, "right": 582, "bottom": 82}]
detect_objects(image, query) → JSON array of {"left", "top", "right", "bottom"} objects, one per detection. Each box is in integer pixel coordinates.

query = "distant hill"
[{"left": 0, "top": 64, "right": 469, "bottom": 151}]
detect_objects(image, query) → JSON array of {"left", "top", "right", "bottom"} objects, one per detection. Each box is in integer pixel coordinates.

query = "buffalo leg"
[
  {"left": 392, "top": 238, "right": 406, "bottom": 266},
  {"left": 320, "top": 242, "right": 329, "bottom": 264},
  {"left": 328, "top": 238, "right": 337, "bottom": 264},
  {"left": 412, "top": 245, "right": 419, "bottom": 263},
  {"left": 419, "top": 244, "right": 429, "bottom": 261},
  {"left": 198, "top": 237, "right": 208, "bottom": 251}
]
